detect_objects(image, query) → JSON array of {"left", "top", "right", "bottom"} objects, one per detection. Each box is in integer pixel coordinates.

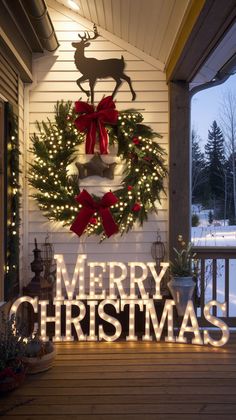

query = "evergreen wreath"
[{"left": 29, "top": 100, "right": 167, "bottom": 239}]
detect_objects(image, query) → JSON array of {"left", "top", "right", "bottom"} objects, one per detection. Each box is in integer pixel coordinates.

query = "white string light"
[
  {"left": 64, "top": 300, "right": 86, "bottom": 341},
  {"left": 203, "top": 301, "right": 230, "bottom": 347},
  {"left": 176, "top": 300, "right": 203, "bottom": 345},
  {"left": 98, "top": 300, "right": 122, "bottom": 341}
]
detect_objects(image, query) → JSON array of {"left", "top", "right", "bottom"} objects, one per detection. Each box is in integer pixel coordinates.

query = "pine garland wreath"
[{"left": 29, "top": 100, "right": 167, "bottom": 239}]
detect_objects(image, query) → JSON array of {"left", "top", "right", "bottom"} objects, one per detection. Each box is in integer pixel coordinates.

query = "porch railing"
[{"left": 193, "top": 247, "right": 236, "bottom": 327}]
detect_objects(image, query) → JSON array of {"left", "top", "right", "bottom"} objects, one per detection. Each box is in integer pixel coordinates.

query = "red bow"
[
  {"left": 70, "top": 189, "right": 119, "bottom": 237},
  {"left": 74, "top": 96, "right": 118, "bottom": 154}
]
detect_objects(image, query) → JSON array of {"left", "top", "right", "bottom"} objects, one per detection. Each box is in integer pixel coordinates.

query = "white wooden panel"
[
  {"left": 120, "top": 0, "right": 130, "bottom": 41},
  {"left": 29, "top": 90, "right": 168, "bottom": 103},
  {"left": 79, "top": 0, "right": 92, "bottom": 21},
  {"left": 35, "top": 59, "right": 157, "bottom": 72},
  {"left": 35, "top": 70, "right": 166, "bottom": 82},
  {"left": 32, "top": 80, "right": 168, "bottom": 92},
  {"left": 112, "top": 0, "right": 121, "bottom": 38},
  {"left": 51, "top": 50, "right": 138, "bottom": 60},
  {"left": 86, "top": 0, "right": 98, "bottom": 24},
  {"left": 18, "top": 79, "right": 24, "bottom": 285},
  {"left": 143, "top": 0, "right": 162, "bottom": 56},
  {"left": 128, "top": 0, "right": 142, "bottom": 47},
  {"left": 94, "top": 0, "right": 106, "bottom": 29},
  {"left": 53, "top": 0, "right": 190, "bottom": 65},
  {"left": 158, "top": 0, "right": 189, "bottom": 63},
  {"left": 150, "top": 0, "right": 175, "bottom": 58},
  {"left": 103, "top": 0, "right": 113, "bottom": 33},
  {"left": 26, "top": 6, "right": 169, "bottom": 275},
  {"left": 48, "top": 7, "right": 72, "bottom": 21},
  {"left": 29, "top": 100, "right": 168, "bottom": 113},
  {"left": 58, "top": 40, "right": 123, "bottom": 52}
]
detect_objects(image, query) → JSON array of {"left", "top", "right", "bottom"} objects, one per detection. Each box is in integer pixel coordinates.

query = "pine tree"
[
  {"left": 208, "top": 210, "right": 213, "bottom": 225},
  {"left": 192, "top": 129, "right": 207, "bottom": 203},
  {"left": 205, "top": 121, "right": 225, "bottom": 201}
]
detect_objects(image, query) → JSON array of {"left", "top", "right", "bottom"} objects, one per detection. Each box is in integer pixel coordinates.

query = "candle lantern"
[
  {"left": 151, "top": 234, "right": 167, "bottom": 296},
  {"left": 41, "top": 234, "right": 56, "bottom": 290},
  {"left": 30, "top": 238, "right": 44, "bottom": 293},
  {"left": 151, "top": 234, "right": 165, "bottom": 270}
]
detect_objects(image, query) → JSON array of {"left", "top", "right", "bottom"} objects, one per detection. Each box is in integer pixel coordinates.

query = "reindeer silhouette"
[{"left": 72, "top": 25, "right": 136, "bottom": 104}]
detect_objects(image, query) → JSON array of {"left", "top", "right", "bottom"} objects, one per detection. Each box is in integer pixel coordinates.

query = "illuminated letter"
[
  {"left": 87, "top": 300, "right": 98, "bottom": 341},
  {"left": 88, "top": 262, "right": 106, "bottom": 299},
  {"left": 147, "top": 262, "right": 169, "bottom": 299},
  {"left": 128, "top": 263, "right": 149, "bottom": 299},
  {"left": 64, "top": 300, "right": 86, "bottom": 341},
  {"left": 98, "top": 299, "right": 122, "bottom": 341},
  {"left": 143, "top": 299, "right": 175, "bottom": 342},
  {"left": 54, "top": 254, "right": 87, "bottom": 300},
  {"left": 203, "top": 301, "right": 230, "bottom": 347},
  {"left": 121, "top": 299, "right": 144, "bottom": 341},
  {"left": 10, "top": 296, "right": 38, "bottom": 334},
  {"left": 107, "top": 262, "right": 128, "bottom": 298},
  {"left": 177, "top": 300, "right": 203, "bottom": 345},
  {"left": 40, "top": 299, "right": 62, "bottom": 342}
]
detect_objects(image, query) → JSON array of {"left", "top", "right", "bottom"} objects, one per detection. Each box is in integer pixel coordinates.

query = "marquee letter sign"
[{"left": 10, "top": 255, "right": 230, "bottom": 347}]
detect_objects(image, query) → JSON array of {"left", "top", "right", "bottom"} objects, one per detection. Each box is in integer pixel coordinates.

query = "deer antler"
[{"left": 78, "top": 24, "right": 99, "bottom": 42}]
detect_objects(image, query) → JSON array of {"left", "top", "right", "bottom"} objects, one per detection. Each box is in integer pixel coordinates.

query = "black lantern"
[
  {"left": 151, "top": 234, "right": 165, "bottom": 271},
  {"left": 42, "top": 234, "right": 54, "bottom": 269},
  {"left": 41, "top": 234, "right": 56, "bottom": 289},
  {"left": 30, "top": 238, "right": 44, "bottom": 293}
]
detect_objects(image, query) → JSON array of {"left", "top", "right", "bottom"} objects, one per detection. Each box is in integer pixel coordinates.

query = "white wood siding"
[
  {"left": 27, "top": 7, "right": 168, "bottom": 284},
  {"left": 18, "top": 79, "right": 25, "bottom": 288}
]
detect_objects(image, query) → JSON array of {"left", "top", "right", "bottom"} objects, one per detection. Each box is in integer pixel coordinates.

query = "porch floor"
[{"left": 1, "top": 336, "right": 236, "bottom": 419}]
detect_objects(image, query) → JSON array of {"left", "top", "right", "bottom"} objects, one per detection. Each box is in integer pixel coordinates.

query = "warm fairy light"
[
  {"left": 143, "top": 299, "right": 175, "bottom": 342},
  {"left": 40, "top": 300, "right": 62, "bottom": 342},
  {"left": 128, "top": 262, "right": 149, "bottom": 299},
  {"left": 9, "top": 257, "right": 231, "bottom": 345},
  {"left": 107, "top": 262, "right": 128, "bottom": 298},
  {"left": 88, "top": 262, "right": 106, "bottom": 299},
  {"left": 203, "top": 301, "right": 229, "bottom": 347},
  {"left": 98, "top": 300, "right": 122, "bottom": 341},
  {"left": 87, "top": 300, "right": 98, "bottom": 341},
  {"left": 121, "top": 300, "right": 144, "bottom": 341},
  {"left": 64, "top": 300, "right": 86, "bottom": 341},
  {"left": 176, "top": 300, "right": 203, "bottom": 345}
]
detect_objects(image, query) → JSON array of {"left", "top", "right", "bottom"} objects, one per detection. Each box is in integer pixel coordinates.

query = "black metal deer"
[{"left": 72, "top": 24, "right": 136, "bottom": 103}]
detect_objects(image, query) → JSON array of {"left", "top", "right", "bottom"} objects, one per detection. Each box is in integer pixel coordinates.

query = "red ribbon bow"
[
  {"left": 74, "top": 96, "right": 118, "bottom": 154},
  {"left": 70, "top": 189, "right": 119, "bottom": 237}
]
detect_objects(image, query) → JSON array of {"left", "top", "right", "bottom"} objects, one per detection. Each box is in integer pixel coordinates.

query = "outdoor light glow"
[
  {"left": 203, "top": 301, "right": 230, "bottom": 347},
  {"left": 98, "top": 300, "right": 122, "bottom": 341},
  {"left": 176, "top": 300, "right": 203, "bottom": 345},
  {"left": 68, "top": 0, "right": 80, "bottom": 11},
  {"left": 9, "top": 256, "right": 230, "bottom": 346}
]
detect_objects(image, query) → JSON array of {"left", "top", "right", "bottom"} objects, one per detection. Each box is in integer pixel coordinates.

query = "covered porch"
[{"left": 1, "top": 338, "right": 236, "bottom": 419}]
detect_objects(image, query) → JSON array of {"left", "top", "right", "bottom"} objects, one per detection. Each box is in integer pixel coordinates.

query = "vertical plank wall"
[
  {"left": 27, "top": 6, "right": 168, "bottom": 286},
  {"left": 18, "top": 79, "right": 25, "bottom": 286}
]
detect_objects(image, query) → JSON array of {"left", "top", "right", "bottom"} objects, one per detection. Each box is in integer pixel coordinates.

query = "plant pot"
[
  {"left": 0, "top": 366, "right": 26, "bottom": 394},
  {"left": 168, "top": 276, "right": 196, "bottom": 316},
  {"left": 22, "top": 349, "right": 56, "bottom": 374}
]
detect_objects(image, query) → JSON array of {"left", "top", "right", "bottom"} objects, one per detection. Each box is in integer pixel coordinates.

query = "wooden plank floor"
[{"left": 1, "top": 335, "right": 236, "bottom": 419}]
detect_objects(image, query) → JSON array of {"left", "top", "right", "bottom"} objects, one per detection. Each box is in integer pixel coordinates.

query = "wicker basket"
[{"left": 22, "top": 349, "right": 56, "bottom": 374}]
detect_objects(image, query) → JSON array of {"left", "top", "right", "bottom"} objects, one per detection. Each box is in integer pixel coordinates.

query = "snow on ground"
[
  {"left": 192, "top": 205, "right": 236, "bottom": 318},
  {"left": 192, "top": 225, "right": 236, "bottom": 247}
]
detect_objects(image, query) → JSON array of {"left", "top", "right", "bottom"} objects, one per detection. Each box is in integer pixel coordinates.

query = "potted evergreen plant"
[
  {"left": 168, "top": 236, "right": 197, "bottom": 316},
  {"left": 0, "top": 314, "right": 26, "bottom": 393}
]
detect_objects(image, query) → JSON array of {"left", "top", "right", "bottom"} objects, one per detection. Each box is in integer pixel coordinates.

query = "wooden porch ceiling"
[
  {"left": 1, "top": 336, "right": 236, "bottom": 419},
  {"left": 54, "top": 0, "right": 191, "bottom": 67}
]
